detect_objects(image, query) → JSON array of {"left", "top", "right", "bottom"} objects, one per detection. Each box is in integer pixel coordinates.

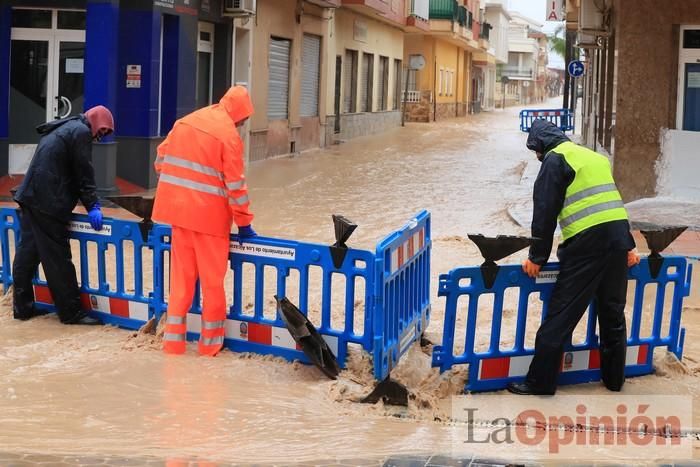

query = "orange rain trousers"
[{"left": 163, "top": 226, "right": 230, "bottom": 356}]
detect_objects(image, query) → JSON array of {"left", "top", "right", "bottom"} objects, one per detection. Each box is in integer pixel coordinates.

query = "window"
[
  {"left": 677, "top": 26, "right": 700, "bottom": 131},
  {"left": 268, "top": 37, "right": 291, "bottom": 120},
  {"left": 343, "top": 49, "right": 358, "bottom": 113},
  {"left": 196, "top": 22, "right": 214, "bottom": 109},
  {"left": 439, "top": 67, "right": 444, "bottom": 96},
  {"left": 360, "top": 53, "right": 373, "bottom": 112}
]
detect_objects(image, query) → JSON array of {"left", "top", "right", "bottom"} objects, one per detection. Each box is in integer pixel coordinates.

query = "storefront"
[{"left": 0, "top": 0, "right": 244, "bottom": 191}]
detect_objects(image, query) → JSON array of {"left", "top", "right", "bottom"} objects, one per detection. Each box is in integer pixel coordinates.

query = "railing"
[
  {"left": 502, "top": 66, "right": 533, "bottom": 78},
  {"left": 409, "top": 0, "right": 430, "bottom": 21},
  {"left": 402, "top": 90, "right": 422, "bottom": 103},
  {"left": 429, "top": 0, "right": 457, "bottom": 20},
  {"left": 457, "top": 5, "right": 467, "bottom": 26}
]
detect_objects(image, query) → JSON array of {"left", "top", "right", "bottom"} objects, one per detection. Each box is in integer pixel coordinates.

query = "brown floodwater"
[{"left": 1, "top": 103, "right": 699, "bottom": 464}]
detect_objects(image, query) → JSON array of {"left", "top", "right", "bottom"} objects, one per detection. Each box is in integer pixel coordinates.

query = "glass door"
[
  {"left": 9, "top": 9, "right": 85, "bottom": 174},
  {"left": 55, "top": 40, "right": 85, "bottom": 120}
]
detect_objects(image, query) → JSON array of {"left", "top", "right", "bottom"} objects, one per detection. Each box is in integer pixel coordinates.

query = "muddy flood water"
[{"left": 1, "top": 103, "right": 699, "bottom": 465}]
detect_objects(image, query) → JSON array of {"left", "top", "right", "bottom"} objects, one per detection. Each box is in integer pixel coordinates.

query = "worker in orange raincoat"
[{"left": 153, "top": 86, "right": 256, "bottom": 356}]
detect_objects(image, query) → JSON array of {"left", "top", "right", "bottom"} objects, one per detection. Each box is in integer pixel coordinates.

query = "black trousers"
[
  {"left": 525, "top": 249, "right": 628, "bottom": 393},
  {"left": 12, "top": 206, "right": 83, "bottom": 323}
]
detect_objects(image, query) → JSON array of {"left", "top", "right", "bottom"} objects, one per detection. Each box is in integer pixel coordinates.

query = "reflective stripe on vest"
[
  {"left": 552, "top": 141, "right": 628, "bottom": 241},
  {"left": 226, "top": 180, "right": 244, "bottom": 191},
  {"left": 230, "top": 194, "right": 249, "bottom": 206},
  {"left": 162, "top": 155, "right": 223, "bottom": 180},
  {"left": 159, "top": 173, "right": 227, "bottom": 197}
]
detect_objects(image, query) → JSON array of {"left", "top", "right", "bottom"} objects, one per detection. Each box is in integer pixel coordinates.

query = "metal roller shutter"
[
  {"left": 301, "top": 34, "right": 321, "bottom": 117},
  {"left": 268, "top": 37, "right": 291, "bottom": 120},
  {"left": 360, "top": 53, "right": 373, "bottom": 112},
  {"left": 343, "top": 50, "right": 357, "bottom": 113}
]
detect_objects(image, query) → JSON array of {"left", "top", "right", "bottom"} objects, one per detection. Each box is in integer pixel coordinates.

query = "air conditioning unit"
[
  {"left": 223, "top": 0, "right": 256, "bottom": 17},
  {"left": 579, "top": 0, "right": 604, "bottom": 32}
]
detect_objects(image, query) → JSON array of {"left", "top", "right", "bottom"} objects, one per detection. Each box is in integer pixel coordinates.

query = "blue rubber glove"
[
  {"left": 237, "top": 224, "right": 257, "bottom": 243},
  {"left": 88, "top": 203, "right": 103, "bottom": 231}
]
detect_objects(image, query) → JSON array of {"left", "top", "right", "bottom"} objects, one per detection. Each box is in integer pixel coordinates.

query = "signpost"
[{"left": 568, "top": 60, "right": 585, "bottom": 77}]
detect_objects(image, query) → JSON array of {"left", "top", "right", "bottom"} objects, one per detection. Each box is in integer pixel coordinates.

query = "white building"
[
  {"left": 485, "top": 0, "right": 511, "bottom": 108},
  {"left": 504, "top": 12, "right": 542, "bottom": 105}
]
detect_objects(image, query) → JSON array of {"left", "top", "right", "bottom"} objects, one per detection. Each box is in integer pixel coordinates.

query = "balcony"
[
  {"left": 406, "top": 0, "right": 430, "bottom": 32},
  {"left": 305, "top": 0, "right": 342, "bottom": 7},
  {"left": 429, "top": 0, "right": 454, "bottom": 19},
  {"left": 342, "top": 0, "right": 390, "bottom": 15},
  {"left": 501, "top": 66, "right": 534, "bottom": 79}
]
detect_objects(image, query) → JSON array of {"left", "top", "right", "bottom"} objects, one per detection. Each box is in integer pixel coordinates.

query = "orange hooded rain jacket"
[{"left": 152, "top": 86, "right": 254, "bottom": 237}]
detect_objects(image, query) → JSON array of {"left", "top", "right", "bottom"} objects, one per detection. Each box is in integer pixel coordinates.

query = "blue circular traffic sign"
[{"left": 568, "top": 60, "right": 585, "bottom": 77}]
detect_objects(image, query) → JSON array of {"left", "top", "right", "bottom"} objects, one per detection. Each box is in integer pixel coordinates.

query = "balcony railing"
[
  {"left": 409, "top": 0, "right": 430, "bottom": 21},
  {"left": 429, "top": 0, "right": 457, "bottom": 20},
  {"left": 402, "top": 90, "right": 423, "bottom": 103},
  {"left": 501, "top": 67, "right": 534, "bottom": 78}
]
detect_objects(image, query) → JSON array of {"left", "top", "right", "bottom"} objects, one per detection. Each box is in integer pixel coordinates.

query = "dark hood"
[
  {"left": 36, "top": 115, "right": 85, "bottom": 135},
  {"left": 526, "top": 119, "right": 570, "bottom": 155}
]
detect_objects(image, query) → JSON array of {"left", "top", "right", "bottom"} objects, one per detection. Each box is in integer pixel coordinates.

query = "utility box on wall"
[{"left": 223, "top": 0, "right": 256, "bottom": 16}]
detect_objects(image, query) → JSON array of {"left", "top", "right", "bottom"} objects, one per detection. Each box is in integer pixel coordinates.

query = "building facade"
[
  {"left": 567, "top": 0, "right": 700, "bottom": 201},
  {"left": 484, "top": 0, "right": 509, "bottom": 109},
  {"left": 1, "top": 0, "right": 254, "bottom": 190},
  {"left": 403, "top": 0, "right": 489, "bottom": 122},
  {"left": 502, "top": 12, "right": 541, "bottom": 106}
]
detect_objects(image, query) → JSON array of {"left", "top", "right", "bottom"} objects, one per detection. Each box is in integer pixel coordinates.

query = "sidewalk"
[{"left": 508, "top": 160, "right": 700, "bottom": 259}]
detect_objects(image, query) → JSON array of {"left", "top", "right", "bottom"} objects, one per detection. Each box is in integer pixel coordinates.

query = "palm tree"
[{"left": 549, "top": 24, "right": 566, "bottom": 59}]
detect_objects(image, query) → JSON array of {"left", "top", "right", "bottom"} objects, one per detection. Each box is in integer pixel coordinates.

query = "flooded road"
[{"left": 1, "top": 102, "right": 699, "bottom": 464}]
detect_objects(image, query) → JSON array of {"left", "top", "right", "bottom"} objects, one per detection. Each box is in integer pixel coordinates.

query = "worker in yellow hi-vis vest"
[{"left": 508, "top": 119, "right": 640, "bottom": 396}]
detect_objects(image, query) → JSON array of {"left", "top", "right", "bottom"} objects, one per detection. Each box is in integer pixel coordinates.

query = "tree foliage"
[{"left": 549, "top": 24, "right": 566, "bottom": 59}]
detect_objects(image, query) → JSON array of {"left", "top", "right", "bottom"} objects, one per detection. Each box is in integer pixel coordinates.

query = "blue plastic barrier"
[
  {"left": 0, "top": 207, "right": 430, "bottom": 381},
  {"left": 432, "top": 257, "right": 693, "bottom": 392},
  {"left": 0, "top": 209, "right": 154, "bottom": 329},
  {"left": 520, "top": 108, "right": 575, "bottom": 133}
]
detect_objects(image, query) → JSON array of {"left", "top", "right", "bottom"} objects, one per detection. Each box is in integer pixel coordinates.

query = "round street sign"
[
  {"left": 568, "top": 60, "right": 585, "bottom": 77},
  {"left": 409, "top": 54, "right": 426, "bottom": 71}
]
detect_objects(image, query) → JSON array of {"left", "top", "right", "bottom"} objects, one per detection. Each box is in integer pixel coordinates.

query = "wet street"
[{"left": 1, "top": 102, "right": 699, "bottom": 465}]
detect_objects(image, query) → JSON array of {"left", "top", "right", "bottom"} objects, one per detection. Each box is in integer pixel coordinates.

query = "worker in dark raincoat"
[
  {"left": 12, "top": 105, "right": 114, "bottom": 325},
  {"left": 508, "top": 119, "right": 640, "bottom": 395}
]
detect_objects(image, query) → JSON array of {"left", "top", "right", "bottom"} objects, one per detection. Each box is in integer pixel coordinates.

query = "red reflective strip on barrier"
[
  {"left": 637, "top": 344, "right": 649, "bottom": 365},
  {"left": 419, "top": 229, "right": 425, "bottom": 249},
  {"left": 397, "top": 246, "right": 404, "bottom": 269},
  {"left": 109, "top": 297, "right": 130, "bottom": 318},
  {"left": 480, "top": 357, "right": 509, "bottom": 379},
  {"left": 588, "top": 349, "right": 601, "bottom": 369},
  {"left": 80, "top": 293, "right": 92, "bottom": 311},
  {"left": 34, "top": 285, "right": 53, "bottom": 304},
  {"left": 408, "top": 237, "right": 414, "bottom": 258},
  {"left": 248, "top": 322, "right": 272, "bottom": 345}
]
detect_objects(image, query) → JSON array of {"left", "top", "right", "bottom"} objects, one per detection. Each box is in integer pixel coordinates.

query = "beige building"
[
  {"left": 248, "top": 0, "right": 336, "bottom": 162},
  {"left": 325, "top": 3, "right": 408, "bottom": 143},
  {"left": 503, "top": 12, "right": 542, "bottom": 106},
  {"left": 403, "top": 0, "right": 490, "bottom": 122}
]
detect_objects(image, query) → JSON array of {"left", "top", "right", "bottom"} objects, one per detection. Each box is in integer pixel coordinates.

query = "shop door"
[{"left": 9, "top": 9, "right": 85, "bottom": 174}]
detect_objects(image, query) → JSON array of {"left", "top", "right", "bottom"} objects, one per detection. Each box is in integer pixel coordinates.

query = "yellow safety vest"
[{"left": 552, "top": 141, "right": 628, "bottom": 241}]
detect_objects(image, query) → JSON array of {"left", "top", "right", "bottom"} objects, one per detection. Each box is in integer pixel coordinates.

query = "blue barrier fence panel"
[
  {"left": 433, "top": 256, "right": 692, "bottom": 392},
  {"left": 520, "top": 109, "right": 575, "bottom": 133},
  {"left": 0, "top": 207, "right": 156, "bottom": 329},
  {"left": 373, "top": 211, "right": 431, "bottom": 380}
]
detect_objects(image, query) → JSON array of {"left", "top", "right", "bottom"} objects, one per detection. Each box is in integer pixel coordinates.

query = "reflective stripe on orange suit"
[
  {"left": 163, "top": 226, "right": 229, "bottom": 356},
  {"left": 156, "top": 86, "right": 254, "bottom": 356},
  {"left": 153, "top": 86, "right": 254, "bottom": 237}
]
